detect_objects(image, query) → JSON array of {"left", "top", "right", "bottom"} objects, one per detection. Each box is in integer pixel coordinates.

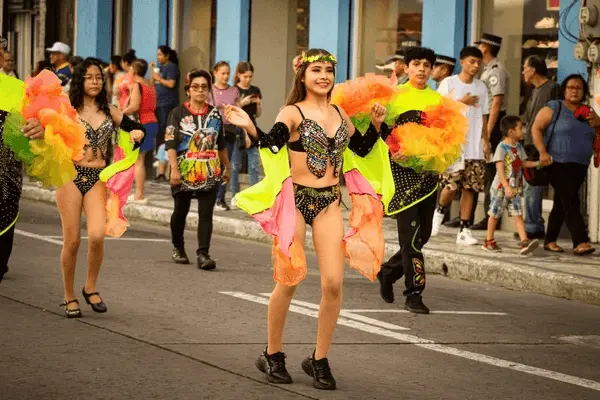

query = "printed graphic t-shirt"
[
  {"left": 491, "top": 142, "right": 528, "bottom": 194},
  {"left": 164, "top": 103, "right": 226, "bottom": 194}
]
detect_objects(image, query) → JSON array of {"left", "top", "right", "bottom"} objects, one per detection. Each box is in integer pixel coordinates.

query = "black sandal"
[
  {"left": 82, "top": 288, "right": 107, "bottom": 313},
  {"left": 61, "top": 299, "right": 83, "bottom": 318},
  {"left": 543, "top": 244, "right": 565, "bottom": 253}
]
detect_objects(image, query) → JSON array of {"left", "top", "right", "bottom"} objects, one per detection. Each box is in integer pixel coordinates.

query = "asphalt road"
[{"left": 1, "top": 200, "right": 600, "bottom": 400}]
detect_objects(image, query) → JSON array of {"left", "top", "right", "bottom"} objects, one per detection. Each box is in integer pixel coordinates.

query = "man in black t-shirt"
[{"left": 520, "top": 55, "right": 560, "bottom": 239}]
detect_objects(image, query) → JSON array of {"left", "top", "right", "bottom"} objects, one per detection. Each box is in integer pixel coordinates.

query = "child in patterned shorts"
[{"left": 482, "top": 115, "right": 549, "bottom": 255}]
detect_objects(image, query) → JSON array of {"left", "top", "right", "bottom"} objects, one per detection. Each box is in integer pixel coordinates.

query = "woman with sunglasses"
[{"left": 165, "top": 69, "right": 231, "bottom": 269}]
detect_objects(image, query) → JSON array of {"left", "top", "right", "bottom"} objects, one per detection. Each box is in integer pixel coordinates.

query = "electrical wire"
[{"left": 559, "top": 0, "right": 580, "bottom": 44}]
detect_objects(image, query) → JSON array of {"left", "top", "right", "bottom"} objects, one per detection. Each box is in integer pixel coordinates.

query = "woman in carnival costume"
[
  {"left": 58, "top": 58, "right": 145, "bottom": 318},
  {"left": 0, "top": 38, "right": 45, "bottom": 283},
  {"left": 225, "top": 48, "right": 387, "bottom": 390}
]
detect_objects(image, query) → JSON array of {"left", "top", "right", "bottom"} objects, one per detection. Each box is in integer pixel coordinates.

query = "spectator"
[
  {"left": 208, "top": 61, "right": 240, "bottom": 211},
  {"left": 430, "top": 54, "right": 456, "bottom": 90},
  {"left": 376, "top": 49, "right": 408, "bottom": 84},
  {"left": 122, "top": 59, "right": 158, "bottom": 204},
  {"left": 482, "top": 116, "right": 543, "bottom": 254},
  {"left": 519, "top": 55, "right": 561, "bottom": 240},
  {"left": 105, "top": 55, "right": 125, "bottom": 106},
  {"left": 1, "top": 51, "right": 18, "bottom": 78},
  {"left": 118, "top": 49, "right": 137, "bottom": 110},
  {"left": 46, "top": 42, "right": 72, "bottom": 86},
  {"left": 233, "top": 61, "right": 262, "bottom": 207},
  {"left": 30, "top": 60, "right": 52, "bottom": 78},
  {"left": 473, "top": 33, "right": 510, "bottom": 230},
  {"left": 150, "top": 45, "right": 180, "bottom": 182},
  {"left": 531, "top": 74, "right": 597, "bottom": 256},
  {"left": 432, "top": 46, "right": 489, "bottom": 245}
]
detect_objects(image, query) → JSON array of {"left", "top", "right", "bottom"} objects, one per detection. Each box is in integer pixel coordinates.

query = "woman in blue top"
[
  {"left": 531, "top": 74, "right": 598, "bottom": 255},
  {"left": 150, "top": 45, "right": 180, "bottom": 182}
]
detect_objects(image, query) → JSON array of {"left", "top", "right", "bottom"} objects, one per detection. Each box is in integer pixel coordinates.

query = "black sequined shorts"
[
  {"left": 74, "top": 165, "right": 103, "bottom": 196},
  {"left": 294, "top": 183, "right": 341, "bottom": 226}
]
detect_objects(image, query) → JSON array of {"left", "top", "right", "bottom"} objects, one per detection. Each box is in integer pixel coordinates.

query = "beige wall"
[
  {"left": 479, "top": 0, "right": 525, "bottom": 115},
  {"left": 250, "top": 0, "right": 298, "bottom": 128}
]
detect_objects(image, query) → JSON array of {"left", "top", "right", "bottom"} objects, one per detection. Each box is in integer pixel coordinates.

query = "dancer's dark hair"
[
  {"left": 286, "top": 48, "right": 335, "bottom": 106},
  {"left": 404, "top": 47, "right": 436, "bottom": 66},
  {"left": 69, "top": 58, "right": 111, "bottom": 117}
]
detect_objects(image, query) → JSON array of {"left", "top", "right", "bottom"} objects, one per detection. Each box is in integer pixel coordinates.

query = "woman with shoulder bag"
[{"left": 531, "top": 74, "right": 597, "bottom": 255}]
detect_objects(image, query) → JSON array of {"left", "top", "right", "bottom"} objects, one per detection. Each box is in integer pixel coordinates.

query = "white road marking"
[
  {"left": 223, "top": 291, "right": 600, "bottom": 392},
  {"left": 16, "top": 230, "right": 169, "bottom": 244},
  {"left": 258, "top": 293, "right": 409, "bottom": 330},
  {"left": 44, "top": 235, "right": 170, "bottom": 243},
  {"left": 343, "top": 309, "right": 508, "bottom": 316},
  {"left": 15, "top": 229, "right": 64, "bottom": 245}
]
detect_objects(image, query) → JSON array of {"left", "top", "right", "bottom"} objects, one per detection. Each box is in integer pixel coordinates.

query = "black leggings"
[
  {"left": 170, "top": 188, "right": 218, "bottom": 256},
  {"left": 545, "top": 162, "right": 589, "bottom": 247},
  {"left": 381, "top": 193, "right": 436, "bottom": 296},
  {"left": 0, "top": 225, "right": 15, "bottom": 282}
]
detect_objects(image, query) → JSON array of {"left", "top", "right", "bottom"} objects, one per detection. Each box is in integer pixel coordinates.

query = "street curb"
[{"left": 21, "top": 185, "right": 600, "bottom": 306}]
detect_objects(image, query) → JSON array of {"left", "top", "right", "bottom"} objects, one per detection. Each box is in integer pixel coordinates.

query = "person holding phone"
[
  {"left": 430, "top": 46, "right": 490, "bottom": 245},
  {"left": 233, "top": 61, "right": 262, "bottom": 205}
]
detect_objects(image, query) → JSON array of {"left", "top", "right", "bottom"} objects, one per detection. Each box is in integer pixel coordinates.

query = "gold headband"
[{"left": 300, "top": 52, "right": 337, "bottom": 67}]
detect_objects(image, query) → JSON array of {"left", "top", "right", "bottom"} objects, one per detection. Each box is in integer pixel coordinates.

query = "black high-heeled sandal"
[
  {"left": 82, "top": 288, "right": 107, "bottom": 313},
  {"left": 61, "top": 299, "right": 83, "bottom": 318}
]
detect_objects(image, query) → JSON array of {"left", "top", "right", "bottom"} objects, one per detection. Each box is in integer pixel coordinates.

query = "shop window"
[
  {"left": 358, "top": 0, "right": 422, "bottom": 76},
  {"left": 296, "top": 0, "right": 310, "bottom": 55}
]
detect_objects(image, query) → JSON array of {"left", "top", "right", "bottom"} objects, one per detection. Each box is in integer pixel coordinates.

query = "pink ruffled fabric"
[
  {"left": 343, "top": 169, "right": 384, "bottom": 281},
  {"left": 105, "top": 147, "right": 135, "bottom": 238}
]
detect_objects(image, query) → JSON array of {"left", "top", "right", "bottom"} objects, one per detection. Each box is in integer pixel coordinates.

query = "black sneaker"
[
  {"left": 255, "top": 348, "right": 293, "bottom": 384},
  {"left": 301, "top": 352, "right": 336, "bottom": 390},
  {"left": 444, "top": 216, "right": 460, "bottom": 228},
  {"left": 404, "top": 295, "right": 430, "bottom": 314},
  {"left": 471, "top": 218, "right": 488, "bottom": 231},
  {"left": 377, "top": 271, "right": 394, "bottom": 303},
  {"left": 197, "top": 253, "right": 216, "bottom": 270},
  {"left": 215, "top": 200, "right": 230, "bottom": 211},
  {"left": 172, "top": 248, "right": 190, "bottom": 264},
  {"left": 155, "top": 174, "right": 167, "bottom": 183}
]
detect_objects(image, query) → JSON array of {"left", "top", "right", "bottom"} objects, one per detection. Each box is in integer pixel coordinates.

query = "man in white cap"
[{"left": 46, "top": 42, "right": 72, "bottom": 86}]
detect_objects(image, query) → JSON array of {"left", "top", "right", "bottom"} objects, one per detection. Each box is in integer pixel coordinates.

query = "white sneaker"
[
  {"left": 230, "top": 197, "right": 238, "bottom": 209},
  {"left": 127, "top": 194, "right": 148, "bottom": 205},
  {"left": 457, "top": 228, "right": 478, "bottom": 245},
  {"left": 431, "top": 210, "right": 445, "bottom": 237},
  {"left": 535, "top": 17, "right": 555, "bottom": 29}
]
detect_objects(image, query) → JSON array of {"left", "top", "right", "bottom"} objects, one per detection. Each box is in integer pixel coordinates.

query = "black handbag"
[{"left": 523, "top": 101, "right": 562, "bottom": 186}]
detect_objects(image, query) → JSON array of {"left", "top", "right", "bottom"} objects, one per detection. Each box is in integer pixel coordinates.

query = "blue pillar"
[
  {"left": 215, "top": 0, "right": 250, "bottom": 82},
  {"left": 422, "top": 0, "right": 466, "bottom": 59},
  {"left": 309, "top": 0, "right": 351, "bottom": 82},
  {"left": 558, "top": 1, "right": 587, "bottom": 83},
  {"left": 131, "top": 0, "right": 168, "bottom": 70},
  {"left": 75, "top": 0, "right": 113, "bottom": 61}
]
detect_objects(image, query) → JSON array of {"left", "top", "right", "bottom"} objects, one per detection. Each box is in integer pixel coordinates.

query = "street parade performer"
[
  {"left": 0, "top": 39, "right": 45, "bottom": 283},
  {"left": 225, "top": 48, "right": 388, "bottom": 391},
  {"left": 376, "top": 47, "right": 468, "bottom": 314}
]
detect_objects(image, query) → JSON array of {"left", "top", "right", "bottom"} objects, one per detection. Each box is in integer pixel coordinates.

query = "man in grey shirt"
[{"left": 521, "top": 55, "right": 560, "bottom": 238}]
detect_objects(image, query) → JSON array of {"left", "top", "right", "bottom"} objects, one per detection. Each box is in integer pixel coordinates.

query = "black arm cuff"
[
  {"left": 120, "top": 116, "right": 146, "bottom": 150},
  {"left": 348, "top": 122, "right": 387, "bottom": 157},
  {"left": 257, "top": 122, "right": 290, "bottom": 154}
]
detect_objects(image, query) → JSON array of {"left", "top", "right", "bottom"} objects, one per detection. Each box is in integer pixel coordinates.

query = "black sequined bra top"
[
  {"left": 287, "top": 104, "right": 350, "bottom": 178},
  {"left": 81, "top": 117, "right": 115, "bottom": 158}
]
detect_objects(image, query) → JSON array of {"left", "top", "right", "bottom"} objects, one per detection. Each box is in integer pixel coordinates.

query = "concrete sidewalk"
[{"left": 21, "top": 178, "right": 600, "bottom": 306}]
